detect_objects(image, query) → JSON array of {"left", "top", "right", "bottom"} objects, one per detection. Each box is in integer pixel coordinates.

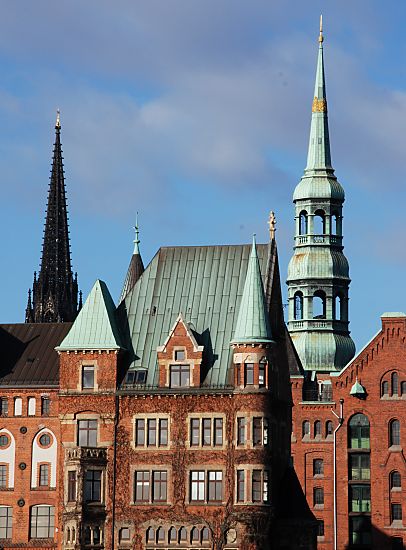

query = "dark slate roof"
[
  {"left": 0, "top": 323, "right": 71, "bottom": 387},
  {"left": 119, "top": 242, "right": 300, "bottom": 387}
]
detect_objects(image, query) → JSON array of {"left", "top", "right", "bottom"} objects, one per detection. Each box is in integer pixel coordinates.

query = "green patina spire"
[
  {"left": 305, "top": 14, "right": 332, "bottom": 172},
  {"left": 231, "top": 235, "right": 273, "bottom": 344},
  {"left": 133, "top": 212, "right": 140, "bottom": 255}
]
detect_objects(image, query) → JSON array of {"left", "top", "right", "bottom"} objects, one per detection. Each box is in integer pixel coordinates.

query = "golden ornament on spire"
[
  {"left": 319, "top": 14, "right": 323, "bottom": 43},
  {"left": 56, "top": 109, "right": 61, "bottom": 128}
]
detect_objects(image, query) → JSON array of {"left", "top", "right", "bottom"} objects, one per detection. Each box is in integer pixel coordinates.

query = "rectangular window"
[
  {"left": 152, "top": 471, "right": 167, "bottom": 502},
  {"left": 259, "top": 363, "right": 265, "bottom": 387},
  {"left": 39, "top": 464, "right": 49, "bottom": 487},
  {"left": 237, "top": 470, "right": 245, "bottom": 502},
  {"left": 0, "top": 465, "right": 7, "bottom": 488},
  {"left": 67, "top": 471, "right": 76, "bottom": 502},
  {"left": 313, "top": 459, "right": 324, "bottom": 476},
  {"left": 170, "top": 365, "right": 190, "bottom": 387},
  {"left": 237, "top": 417, "right": 246, "bottom": 445},
  {"left": 0, "top": 398, "right": 8, "bottom": 417},
  {"left": 391, "top": 537, "right": 404, "bottom": 550},
  {"left": 349, "top": 454, "right": 370, "bottom": 481},
  {"left": 350, "top": 516, "right": 371, "bottom": 546},
  {"left": 253, "top": 417, "right": 262, "bottom": 446},
  {"left": 190, "top": 418, "right": 200, "bottom": 446},
  {"left": 41, "top": 397, "right": 50, "bottom": 416},
  {"left": 350, "top": 485, "right": 371, "bottom": 512},
  {"left": 0, "top": 506, "right": 12, "bottom": 539},
  {"left": 245, "top": 364, "right": 254, "bottom": 385},
  {"left": 82, "top": 366, "right": 95, "bottom": 389},
  {"left": 314, "top": 487, "right": 324, "bottom": 506},
  {"left": 28, "top": 397, "right": 36, "bottom": 416},
  {"left": 78, "top": 419, "right": 97, "bottom": 447},
  {"left": 147, "top": 419, "right": 157, "bottom": 446},
  {"left": 190, "top": 471, "right": 205, "bottom": 502},
  {"left": 317, "top": 520, "right": 325, "bottom": 537},
  {"left": 135, "top": 419, "right": 145, "bottom": 446},
  {"left": 202, "top": 419, "right": 211, "bottom": 446},
  {"left": 30, "top": 505, "right": 54, "bottom": 538},
  {"left": 159, "top": 419, "right": 168, "bottom": 446},
  {"left": 392, "top": 503, "right": 403, "bottom": 522},
  {"left": 214, "top": 418, "right": 223, "bottom": 446},
  {"left": 235, "top": 364, "right": 241, "bottom": 386},
  {"left": 14, "top": 397, "right": 22, "bottom": 416},
  {"left": 84, "top": 470, "right": 102, "bottom": 502},
  {"left": 252, "top": 470, "right": 262, "bottom": 502},
  {"left": 135, "top": 471, "right": 150, "bottom": 502},
  {"left": 263, "top": 470, "right": 269, "bottom": 502},
  {"left": 208, "top": 471, "right": 223, "bottom": 502},
  {"left": 174, "top": 350, "right": 185, "bottom": 361}
]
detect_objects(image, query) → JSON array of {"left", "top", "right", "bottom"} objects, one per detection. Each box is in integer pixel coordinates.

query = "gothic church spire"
[{"left": 25, "top": 111, "right": 79, "bottom": 323}]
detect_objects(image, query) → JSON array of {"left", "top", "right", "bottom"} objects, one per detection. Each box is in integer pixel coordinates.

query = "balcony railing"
[
  {"left": 65, "top": 447, "right": 107, "bottom": 461},
  {"left": 295, "top": 234, "right": 343, "bottom": 246}
]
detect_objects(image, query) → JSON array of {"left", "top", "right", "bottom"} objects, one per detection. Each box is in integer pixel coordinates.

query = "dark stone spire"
[
  {"left": 119, "top": 218, "right": 144, "bottom": 303},
  {"left": 25, "top": 111, "right": 79, "bottom": 323}
]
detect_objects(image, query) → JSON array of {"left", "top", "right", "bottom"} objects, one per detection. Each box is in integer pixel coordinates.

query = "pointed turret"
[
  {"left": 231, "top": 235, "right": 273, "bottom": 344},
  {"left": 26, "top": 111, "right": 79, "bottom": 323},
  {"left": 287, "top": 19, "right": 355, "bottom": 372},
  {"left": 119, "top": 217, "right": 144, "bottom": 303}
]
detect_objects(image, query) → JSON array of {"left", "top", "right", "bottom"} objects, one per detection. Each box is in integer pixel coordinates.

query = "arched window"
[
  {"left": 146, "top": 527, "right": 155, "bottom": 543},
  {"left": 334, "top": 294, "right": 342, "bottom": 321},
  {"left": 201, "top": 527, "right": 210, "bottom": 542},
  {"left": 314, "top": 209, "right": 326, "bottom": 234},
  {"left": 294, "top": 292, "right": 304, "bottom": 320},
  {"left": 179, "top": 527, "right": 187, "bottom": 542},
  {"left": 314, "top": 420, "right": 321, "bottom": 437},
  {"left": 93, "top": 527, "right": 101, "bottom": 545},
  {"left": 66, "top": 528, "right": 70, "bottom": 543},
  {"left": 390, "top": 420, "right": 400, "bottom": 446},
  {"left": 169, "top": 527, "right": 177, "bottom": 543},
  {"left": 302, "top": 420, "right": 310, "bottom": 437},
  {"left": 72, "top": 527, "right": 76, "bottom": 542},
  {"left": 349, "top": 414, "right": 370, "bottom": 449},
  {"left": 299, "top": 211, "right": 308, "bottom": 235},
  {"left": 156, "top": 527, "right": 165, "bottom": 542},
  {"left": 191, "top": 527, "right": 199, "bottom": 542},
  {"left": 326, "top": 420, "right": 333, "bottom": 436},
  {"left": 331, "top": 213, "right": 339, "bottom": 235},
  {"left": 313, "top": 291, "right": 326, "bottom": 319},
  {"left": 84, "top": 526, "right": 91, "bottom": 545},
  {"left": 381, "top": 380, "right": 389, "bottom": 397},
  {"left": 402, "top": 381, "right": 406, "bottom": 396},
  {"left": 390, "top": 471, "right": 401, "bottom": 490},
  {"left": 392, "top": 372, "right": 399, "bottom": 396}
]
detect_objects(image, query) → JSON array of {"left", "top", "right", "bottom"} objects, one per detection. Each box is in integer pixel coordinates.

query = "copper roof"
[{"left": 0, "top": 323, "right": 71, "bottom": 387}]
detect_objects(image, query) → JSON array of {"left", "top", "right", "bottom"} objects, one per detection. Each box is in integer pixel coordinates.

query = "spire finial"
[
  {"left": 268, "top": 211, "right": 276, "bottom": 240},
  {"left": 133, "top": 212, "right": 140, "bottom": 254},
  {"left": 56, "top": 109, "right": 61, "bottom": 129},
  {"left": 319, "top": 14, "right": 323, "bottom": 43}
]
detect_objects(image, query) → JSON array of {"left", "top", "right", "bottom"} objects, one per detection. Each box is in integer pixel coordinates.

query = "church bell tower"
[{"left": 286, "top": 18, "right": 355, "bottom": 372}]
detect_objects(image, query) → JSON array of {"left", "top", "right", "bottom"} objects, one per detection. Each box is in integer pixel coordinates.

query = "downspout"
[
  {"left": 331, "top": 398, "right": 344, "bottom": 550},
  {"left": 111, "top": 393, "right": 119, "bottom": 550}
]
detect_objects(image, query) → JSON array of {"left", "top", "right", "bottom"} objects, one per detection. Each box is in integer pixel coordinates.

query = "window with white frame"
[
  {"left": 30, "top": 505, "right": 55, "bottom": 538},
  {"left": 189, "top": 470, "right": 223, "bottom": 503},
  {"left": 0, "top": 506, "right": 12, "bottom": 539}
]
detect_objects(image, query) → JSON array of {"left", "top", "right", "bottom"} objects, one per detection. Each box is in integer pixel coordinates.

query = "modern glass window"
[
  {"left": 350, "top": 485, "right": 371, "bottom": 512},
  {"left": 302, "top": 420, "right": 310, "bottom": 437},
  {"left": 313, "top": 487, "right": 324, "bottom": 506},
  {"left": 82, "top": 366, "right": 95, "bottom": 389},
  {"left": 0, "top": 398, "right": 8, "bottom": 417},
  {"left": 245, "top": 363, "right": 254, "bottom": 385},
  {"left": 41, "top": 397, "right": 50, "bottom": 416},
  {"left": 348, "top": 414, "right": 370, "bottom": 449},
  {"left": 392, "top": 372, "right": 399, "bottom": 396},
  {"left": 78, "top": 420, "right": 97, "bottom": 447},
  {"left": 390, "top": 471, "right": 401, "bottom": 490},
  {"left": 190, "top": 471, "right": 205, "bottom": 502},
  {"left": 237, "top": 470, "right": 245, "bottom": 502},
  {"left": 0, "top": 506, "right": 12, "bottom": 539},
  {"left": 0, "top": 465, "right": 7, "bottom": 488},
  {"left": 39, "top": 464, "right": 50, "bottom": 487},
  {"left": 391, "top": 503, "right": 402, "bottom": 522},
  {"left": 170, "top": 365, "right": 190, "bottom": 387},
  {"left": 350, "top": 516, "right": 371, "bottom": 546},
  {"left": 84, "top": 470, "right": 102, "bottom": 502},
  {"left": 30, "top": 505, "right": 55, "bottom": 538},
  {"left": 390, "top": 419, "right": 400, "bottom": 446},
  {"left": 68, "top": 471, "right": 76, "bottom": 502},
  {"left": 237, "top": 417, "right": 246, "bottom": 445},
  {"left": 152, "top": 471, "right": 167, "bottom": 502},
  {"left": 349, "top": 454, "right": 370, "bottom": 481},
  {"left": 313, "top": 459, "right": 324, "bottom": 476},
  {"left": 134, "top": 471, "right": 150, "bottom": 502}
]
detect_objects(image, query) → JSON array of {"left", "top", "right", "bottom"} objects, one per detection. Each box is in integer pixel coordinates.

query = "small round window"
[
  {"left": 39, "top": 433, "right": 51, "bottom": 447},
  {"left": 0, "top": 434, "right": 9, "bottom": 447}
]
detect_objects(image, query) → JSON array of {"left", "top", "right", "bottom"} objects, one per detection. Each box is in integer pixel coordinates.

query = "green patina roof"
[
  {"left": 350, "top": 378, "right": 366, "bottom": 396},
  {"left": 231, "top": 236, "right": 273, "bottom": 344},
  {"left": 57, "top": 279, "right": 123, "bottom": 351},
  {"left": 120, "top": 243, "right": 275, "bottom": 386}
]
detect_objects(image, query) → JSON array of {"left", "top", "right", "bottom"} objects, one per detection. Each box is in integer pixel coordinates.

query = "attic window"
[
  {"left": 174, "top": 350, "right": 185, "bottom": 361},
  {"left": 125, "top": 370, "right": 147, "bottom": 385},
  {"left": 170, "top": 365, "right": 190, "bottom": 388}
]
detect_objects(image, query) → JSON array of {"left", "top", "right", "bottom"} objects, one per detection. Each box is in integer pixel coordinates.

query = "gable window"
[
  {"left": 174, "top": 350, "right": 185, "bottom": 361},
  {"left": 0, "top": 506, "right": 12, "bottom": 539},
  {"left": 84, "top": 470, "right": 102, "bottom": 502},
  {"left": 0, "top": 398, "right": 8, "bottom": 417},
  {"left": 82, "top": 366, "right": 95, "bottom": 390},
  {"left": 41, "top": 397, "right": 50, "bottom": 416},
  {"left": 390, "top": 419, "right": 400, "bottom": 447},
  {"left": 30, "top": 505, "right": 55, "bottom": 538},
  {"left": 245, "top": 363, "right": 254, "bottom": 385},
  {"left": 78, "top": 420, "right": 97, "bottom": 447},
  {"left": 39, "top": 464, "right": 50, "bottom": 487},
  {"left": 170, "top": 365, "right": 190, "bottom": 388}
]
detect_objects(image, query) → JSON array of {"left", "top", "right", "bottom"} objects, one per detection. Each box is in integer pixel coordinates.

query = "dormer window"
[
  {"left": 174, "top": 349, "right": 185, "bottom": 361},
  {"left": 170, "top": 365, "right": 190, "bottom": 388}
]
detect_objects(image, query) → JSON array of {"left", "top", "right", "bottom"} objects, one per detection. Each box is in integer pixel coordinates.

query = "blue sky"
[{"left": 0, "top": 1, "right": 405, "bottom": 352}]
